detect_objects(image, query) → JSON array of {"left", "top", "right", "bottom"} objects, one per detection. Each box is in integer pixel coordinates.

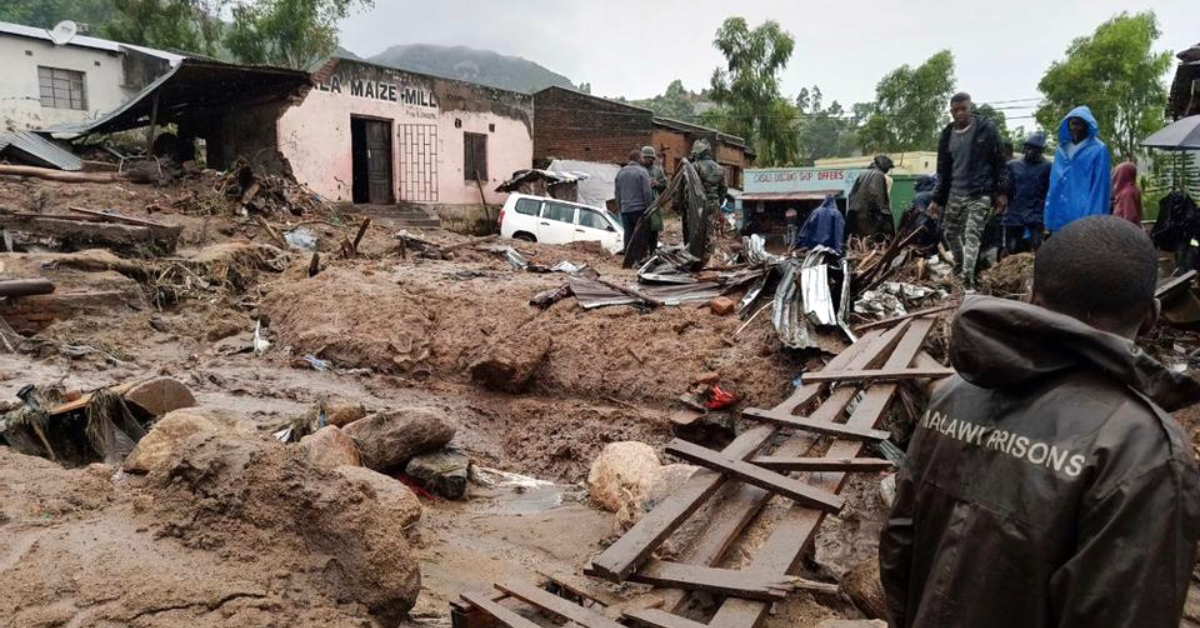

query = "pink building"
[{"left": 278, "top": 58, "right": 534, "bottom": 232}]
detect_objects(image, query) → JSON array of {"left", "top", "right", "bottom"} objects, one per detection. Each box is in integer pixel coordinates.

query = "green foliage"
[
  {"left": 0, "top": 0, "right": 116, "bottom": 30},
  {"left": 857, "top": 50, "right": 956, "bottom": 153},
  {"left": 105, "top": 0, "right": 223, "bottom": 57},
  {"left": 630, "top": 79, "right": 697, "bottom": 121},
  {"left": 708, "top": 17, "right": 798, "bottom": 166},
  {"left": 1035, "top": 11, "right": 1173, "bottom": 162},
  {"left": 225, "top": 0, "right": 372, "bottom": 69},
  {"left": 794, "top": 86, "right": 857, "bottom": 165}
]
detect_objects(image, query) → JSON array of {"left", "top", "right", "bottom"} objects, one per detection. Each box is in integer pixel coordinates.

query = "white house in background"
[{"left": 0, "top": 20, "right": 183, "bottom": 131}]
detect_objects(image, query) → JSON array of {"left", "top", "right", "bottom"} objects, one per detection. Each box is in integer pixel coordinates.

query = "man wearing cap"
[
  {"left": 642, "top": 146, "right": 667, "bottom": 243},
  {"left": 1003, "top": 132, "right": 1052, "bottom": 254}
]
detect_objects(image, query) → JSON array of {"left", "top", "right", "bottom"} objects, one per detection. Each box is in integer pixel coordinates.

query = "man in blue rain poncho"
[
  {"left": 1045, "top": 106, "right": 1111, "bottom": 234},
  {"left": 797, "top": 194, "right": 845, "bottom": 255}
]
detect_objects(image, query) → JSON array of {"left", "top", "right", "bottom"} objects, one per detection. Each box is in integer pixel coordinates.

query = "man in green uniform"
[
  {"left": 642, "top": 146, "right": 667, "bottom": 243},
  {"left": 690, "top": 139, "right": 727, "bottom": 262}
]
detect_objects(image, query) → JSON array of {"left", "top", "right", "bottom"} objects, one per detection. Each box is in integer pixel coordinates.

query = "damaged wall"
[{"left": 276, "top": 58, "right": 533, "bottom": 227}]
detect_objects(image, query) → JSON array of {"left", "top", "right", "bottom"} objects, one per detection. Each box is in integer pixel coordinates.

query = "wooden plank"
[
  {"left": 495, "top": 580, "right": 627, "bottom": 628},
  {"left": 624, "top": 608, "right": 712, "bottom": 628},
  {"left": 1157, "top": 270, "right": 1197, "bottom": 300},
  {"left": 629, "top": 560, "right": 797, "bottom": 601},
  {"left": 852, "top": 303, "right": 957, "bottom": 332},
  {"left": 705, "top": 318, "right": 935, "bottom": 628},
  {"left": 451, "top": 591, "right": 509, "bottom": 628},
  {"left": 664, "top": 440, "right": 844, "bottom": 514},
  {"left": 655, "top": 327, "right": 907, "bottom": 613},
  {"left": 587, "top": 425, "right": 773, "bottom": 582},
  {"left": 749, "top": 456, "right": 894, "bottom": 472},
  {"left": 537, "top": 570, "right": 618, "bottom": 608},
  {"left": 740, "top": 408, "right": 891, "bottom": 442},
  {"left": 801, "top": 367, "right": 955, "bottom": 384},
  {"left": 589, "top": 326, "right": 904, "bottom": 584},
  {"left": 459, "top": 591, "right": 541, "bottom": 628},
  {"left": 68, "top": 206, "right": 168, "bottom": 228}
]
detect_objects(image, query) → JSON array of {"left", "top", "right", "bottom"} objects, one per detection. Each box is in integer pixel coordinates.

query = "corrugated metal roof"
[
  {"left": 0, "top": 131, "right": 82, "bottom": 170},
  {"left": 0, "top": 21, "right": 183, "bottom": 64}
]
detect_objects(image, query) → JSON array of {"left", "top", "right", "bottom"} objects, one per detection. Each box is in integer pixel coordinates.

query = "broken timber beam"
[
  {"left": 459, "top": 591, "right": 541, "bottom": 628},
  {"left": 628, "top": 560, "right": 804, "bottom": 601},
  {"left": 741, "top": 408, "right": 891, "bottom": 442},
  {"left": 494, "top": 580, "right": 627, "bottom": 628},
  {"left": 704, "top": 318, "right": 936, "bottom": 628},
  {"left": 749, "top": 456, "right": 894, "bottom": 472},
  {"left": 852, "top": 303, "right": 958, "bottom": 332},
  {"left": 650, "top": 325, "right": 913, "bottom": 615},
  {"left": 0, "top": 164, "right": 121, "bottom": 183},
  {"left": 586, "top": 325, "right": 906, "bottom": 583},
  {"left": 664, "top": 439, "right": 844, "bottom": 514},
  {"left": 624, "top": 608, "right": 711, "bottom": 628},
  {"left": 1156, "top": 270, "right": 1197, "bottom": 301},
  {"left": 0, "top": 279, "right": 55, "bottom": 298},
  {"left": 800, "top": 366, "right": 954, "bottom": 384},
  {"left": 68, "top": 206, "right": 168, "bottom": 228}
]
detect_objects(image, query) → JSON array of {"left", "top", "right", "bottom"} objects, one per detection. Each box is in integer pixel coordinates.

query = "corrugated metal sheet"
[{"left": 0, "top": 131, "right": 82, "bottom": 171}]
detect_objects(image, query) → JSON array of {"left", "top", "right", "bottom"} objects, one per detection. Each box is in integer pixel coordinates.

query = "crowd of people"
[{"left": 785, "top": 92, "right": 1150, "bottom": 294}]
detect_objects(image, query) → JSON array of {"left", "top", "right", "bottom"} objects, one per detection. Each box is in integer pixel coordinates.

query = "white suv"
[{"left": 498, "top": 194, "right": 624, "bottom": 254}]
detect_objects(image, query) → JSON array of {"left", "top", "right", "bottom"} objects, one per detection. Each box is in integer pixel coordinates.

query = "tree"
[
  {"left": 0, "top": 0, "right": 116, "bottom": 30},
  {"left": 105, "top": 0, "right": 224, "bottom": 57},
  {"left": 794, "top": 86, "right": 857, "bottom": 164},
  {"left": 631, "top": 79, "right": 697, "bottom": 121},
  {"left": 224, "top": 0, "right": 373, "bottom": 69},
  {"left": 708, "top": 17, "right": 798, "bottom": 166},
  {"left": 1036, "top": 11, "right": 1173, "bottom": 162},
  {"left": 857, "top": 50, "right": 956, "bottom": 153}
]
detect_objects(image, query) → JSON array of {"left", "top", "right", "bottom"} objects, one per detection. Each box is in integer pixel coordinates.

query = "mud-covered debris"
[
  {"left": 301, "top": 425, "right": 361, "bottom": 469},
  {"left": 841, "top": 559, "right": 888, "bottom": 620},
  {"left": 343, "top": 409, "right": 455, "bottom": 472},
  {"left": 406, "top": 449, "right": 471, "bottom": 500},
  {"left": 122, "top": 377, "right": 195, "bottom": 416},
  {"left": 469, "top": 330, "right": 552, "bottom": 393}
]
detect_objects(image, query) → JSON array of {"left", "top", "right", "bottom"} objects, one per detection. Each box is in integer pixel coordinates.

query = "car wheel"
[{"left": 514, "top": 232, "right": 536, "bottom": 243}]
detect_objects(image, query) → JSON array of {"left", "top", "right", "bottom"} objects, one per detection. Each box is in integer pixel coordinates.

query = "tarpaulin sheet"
[{"left": 548, "top": 159, "right": 620, "bottom": 210}]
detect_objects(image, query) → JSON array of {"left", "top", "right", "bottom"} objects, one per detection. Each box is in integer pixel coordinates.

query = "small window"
[
  {"left": 463, "top": 132, "right": 488, "bottom": 181},
  {"left": 38, "top": 66, "right": 87, "bottom": 110},
  {"left": 514, "top": 197, "right": 541, "bottom": 216},
  {"left": 542, "top": 201, "right": 576, "bottom": 223},
  {"left": 578, "top": 208, "right": 611, "bottom": 231}
]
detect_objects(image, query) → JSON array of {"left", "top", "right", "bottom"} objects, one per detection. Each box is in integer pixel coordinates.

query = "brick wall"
[
  {"left": 651, "top": 128, "right": 689, "bottom": 178},
  {"left": 534, "top": 87, "right": 652, "bottom": 165}
]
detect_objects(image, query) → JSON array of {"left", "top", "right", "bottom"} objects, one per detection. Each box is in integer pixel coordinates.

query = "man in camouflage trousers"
[
  {"left": 930, "top": 93, "right": 1009, "bottom": 292},
  {"left": 690, "top": 139, "right": 727, "bottom": 262}
]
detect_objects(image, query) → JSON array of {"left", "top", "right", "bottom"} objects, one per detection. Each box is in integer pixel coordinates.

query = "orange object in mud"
[{"left": 705, "top": 385, "right": 737, "bottom": 410}]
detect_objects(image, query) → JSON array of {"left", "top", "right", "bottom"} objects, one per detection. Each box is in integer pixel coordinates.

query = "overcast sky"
[{"left": 338, "top": 0, "right": 1199, "bottom": 127}]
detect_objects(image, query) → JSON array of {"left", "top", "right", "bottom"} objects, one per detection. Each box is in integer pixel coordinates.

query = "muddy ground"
[{"left": 2, "top": 175, "right": 1198, "bottom": 627}]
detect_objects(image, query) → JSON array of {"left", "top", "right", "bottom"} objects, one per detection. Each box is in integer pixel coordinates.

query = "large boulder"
[
  {"left": 150, "top": 434, "right": 421, "bottom": 626},
  {"left": 469, "top": 331, "right": 552, "bottom": 393},
  {"left": 123, "top": 407, "right": 256, "bottom": 474},
  {"left": 337, "top": 465, "right": 423, "bottom": 529},
  {"left": 123, "top": 377, "right": 196, "bottom": 416},
  {"left": 300, "top": 425, "right": 361, "bottom": 469},
  {"left": 587, "top": 441, "right": 697, "bottom": 529},
  {"left": 343, "top": 409, "right": 455, "bottom": 472}
]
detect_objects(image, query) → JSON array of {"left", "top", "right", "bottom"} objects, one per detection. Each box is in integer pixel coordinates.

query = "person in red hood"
[
  {"left": 1111, "top": 161, "right": 1143, "bottom": 225},
  {"left": 880, "top": 215, "right": 1200, "bottom": 628}
]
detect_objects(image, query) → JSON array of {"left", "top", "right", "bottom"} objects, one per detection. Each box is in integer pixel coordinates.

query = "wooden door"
[{"left": 365, "top": 120, "right": 393, "bottom": 204}]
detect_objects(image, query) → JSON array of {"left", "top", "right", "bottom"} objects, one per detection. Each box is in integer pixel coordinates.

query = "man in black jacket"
[
  {"left": 880, "top": 215, "right": 1200, "bottom": 628},
  {"left": 929, "top": 93, "right": 1009, "bottom": 292}
]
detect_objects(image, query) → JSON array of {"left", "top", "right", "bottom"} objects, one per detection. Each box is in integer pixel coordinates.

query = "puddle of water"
[{"left": 465, "top": 466, "right": 577, "bottom": 516}]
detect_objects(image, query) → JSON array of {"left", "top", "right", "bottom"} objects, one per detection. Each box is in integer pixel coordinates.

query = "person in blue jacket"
[
  {"left": 1003, "top": 132, "right": 1052, "bottom": 253},
  {"left": 797, "top": 194, "right": 845, "bottom": 255},
  {"left": 1045, "top": 106, "right": 1111, "bottom": 234}
]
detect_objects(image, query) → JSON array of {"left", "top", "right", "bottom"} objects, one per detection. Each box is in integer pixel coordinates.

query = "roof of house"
[
  {"left": 0, "top": 20, "right": 184, "bottom": 65},
  {"left": 652, "top": 116, "right": 747, "bottom": 148},
  {"left": 46, "top": 58, "right": 311, "bottom": 136}
]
